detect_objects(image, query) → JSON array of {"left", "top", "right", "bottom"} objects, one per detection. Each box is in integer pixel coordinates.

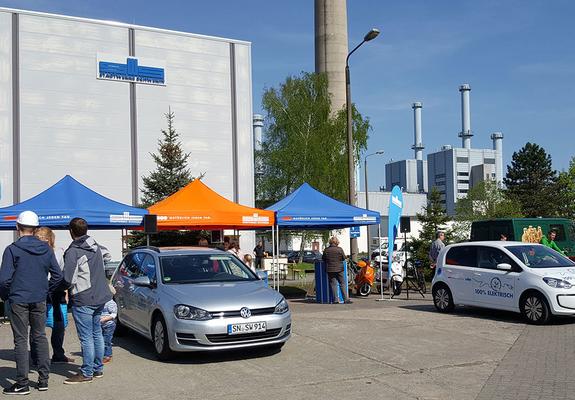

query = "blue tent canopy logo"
[{"left": 97, "top": 56, "right": 165, "bottom": 85}]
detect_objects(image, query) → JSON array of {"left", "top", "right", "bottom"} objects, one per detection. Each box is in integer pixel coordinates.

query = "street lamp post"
[
  {"left": 346, "top": 28, "right": 380, "bottom": 262},
  {"left": 364, "top": 150, "right": 384, "bottom": 253}
]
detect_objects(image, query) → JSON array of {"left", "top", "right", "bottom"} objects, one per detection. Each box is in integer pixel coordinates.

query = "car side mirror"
[
  {"left": 133, "top": 276, "right": 152, "bottom": 287},
  {"left": 496, "top": 263, "right": 512, "bottom": 271}
]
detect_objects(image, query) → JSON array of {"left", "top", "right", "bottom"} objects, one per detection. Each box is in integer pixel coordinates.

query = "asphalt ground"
[{"left": 0, "top": 293, "right": 573, "bottom": 400}]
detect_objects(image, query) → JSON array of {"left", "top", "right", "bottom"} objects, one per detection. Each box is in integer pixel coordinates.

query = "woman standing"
[{"left": 35, "top": 227, "right": 74, "bottom": 364}]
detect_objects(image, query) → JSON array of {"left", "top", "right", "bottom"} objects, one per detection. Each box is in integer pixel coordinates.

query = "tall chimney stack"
[
  {"left": 491, "top": 131, "right": 504, "bottom": 182},
  {"left": 458, "top": 84, "right": 473, "bottom": 149},
  {"left": 411, "top": 102, "right": 424, "bottom": 160}
]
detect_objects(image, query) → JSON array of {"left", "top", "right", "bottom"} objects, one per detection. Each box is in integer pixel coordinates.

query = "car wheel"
[
  {"left": 357, "top": 283, "right": 371, "bottom": 297},
  {"left": 432, "top": 284, "right": 454, "bottom": 312},
  {"left": 520, "top": 292, "right": 550, "bottom": 325},
  {"left": 152, "top": 315, "right": 174, "bottom": 361},
  {"left": 113, "top": 315, "right": 128, "bottom": 337}
]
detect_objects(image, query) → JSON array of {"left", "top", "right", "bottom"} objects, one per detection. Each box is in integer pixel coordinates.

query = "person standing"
[
  {"left": 100, "top": 297, "right": 117, "bottom": 364},
  {"left": 253, "top": 241, "right": 265, "bottom": 270},
  {"left": 322, "top": 237, "right": 351, "bottom": 304},
  {"left": 0, "top": 211, "right": 63, "bottom": 394},
  {"left": 34, "top": 227, "right": 75, "bottom": 364},
  {"left": 429, "top": 231, "right": 446, "bottom": 276},
  {"left": 63, "top": 218, "right": 112, "bottom": 385}
]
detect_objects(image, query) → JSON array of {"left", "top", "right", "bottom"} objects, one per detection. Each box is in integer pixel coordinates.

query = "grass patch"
[{"left": 289, "top": 262, "right": 315, "bottom": 271}]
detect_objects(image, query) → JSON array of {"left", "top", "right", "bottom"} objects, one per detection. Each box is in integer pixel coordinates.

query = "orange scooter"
[{"left": 354, "top": 259, "right": 376, "bottom": 296}]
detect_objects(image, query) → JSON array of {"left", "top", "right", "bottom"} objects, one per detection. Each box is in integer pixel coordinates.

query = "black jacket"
[{"left": 322, "top": 245, "right": 346, "bottom": 273}]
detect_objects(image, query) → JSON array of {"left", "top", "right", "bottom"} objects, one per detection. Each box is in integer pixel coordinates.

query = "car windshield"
[
  {"left": 159, "top": 254, "right": 258, "bottom": 284},
  {"left": 506, "top": 245, "right": 575, "bottom": 269}
]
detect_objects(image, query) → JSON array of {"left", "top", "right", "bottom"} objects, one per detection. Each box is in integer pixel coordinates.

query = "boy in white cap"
[{"left": 0, "top": 211, "right": 63, "bottom": 394}]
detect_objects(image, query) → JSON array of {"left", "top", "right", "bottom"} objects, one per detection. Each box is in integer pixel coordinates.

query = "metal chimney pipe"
[
  {"left": 253, "top": 114, "right": 264, "bottom": 152},
  {"left": 411, "top": 102, "right": 424, "bottom": 160},
  {"left": 458, "top": 84, "right": 473, "bottom": 149},
  {"left": 491, "top": 131, "right": 504, "bottom": 182}
]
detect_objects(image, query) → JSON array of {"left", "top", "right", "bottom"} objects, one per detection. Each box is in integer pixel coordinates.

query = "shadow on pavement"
[{"left": 113, "top": 331, "right": 283, "bottom": 364}]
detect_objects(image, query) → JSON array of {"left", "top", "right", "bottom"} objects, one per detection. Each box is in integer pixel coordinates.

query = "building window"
[
  {"left": 484, "top": 158, "right": 496, "bottom": 164},
  {"left": 456, "top": 157, "right": 469, "bottom": 163},
  {"left": 457, "top": 172, "right": 469, "bottom": 176},
  {"left": 458, "top": 189, "right": 468, "bottom": 194},
  {"left": 457, "top": 179, "right": 469, "bottom": 184},
  {"left": 435, "top": 173, "right": 446, "bottom": 179}
]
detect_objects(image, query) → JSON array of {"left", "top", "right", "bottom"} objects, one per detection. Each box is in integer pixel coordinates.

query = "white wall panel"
[
  {"left": 0, "top": 11, "right": 13, "bottom": 252},
  {"left": 0, "top": 12, "right": 12, "bottom": 207},
  {"left": 135, "top": 30, "right": 234, "bottom": 199},
  {"left": 18, "top": 15, "right": 131, "bottom": 259}
]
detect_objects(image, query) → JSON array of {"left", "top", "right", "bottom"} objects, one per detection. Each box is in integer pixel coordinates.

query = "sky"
[{"left": 1, "top": 0, "right": 574, "bottom": 190}]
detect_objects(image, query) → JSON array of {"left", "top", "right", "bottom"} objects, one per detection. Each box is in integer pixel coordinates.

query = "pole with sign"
[{"left": 386, "top": 186, "right": 403, "bottom": 298}]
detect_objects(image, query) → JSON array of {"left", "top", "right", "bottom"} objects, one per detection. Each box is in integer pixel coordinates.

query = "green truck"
[{"left": 470, "top": 218, "right": 575, "bottom": 259}]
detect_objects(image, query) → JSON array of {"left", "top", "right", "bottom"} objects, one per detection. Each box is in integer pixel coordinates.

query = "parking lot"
[{"left": 1, "top": 295, "right": 574, "bottom": 400}]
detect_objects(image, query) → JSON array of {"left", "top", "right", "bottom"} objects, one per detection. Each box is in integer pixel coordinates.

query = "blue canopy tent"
[
  {"left": 267, "top": 182, "right": 380, "bottom": 229},
  {"left": 0, "top": 175, "right": 148, "bottom": 230},
  {"left": 265, "top": 183, "right": 381, "bottom": 290}
]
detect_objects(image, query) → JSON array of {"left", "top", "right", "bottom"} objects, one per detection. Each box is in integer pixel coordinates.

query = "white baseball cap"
[{"left": 16, "top": 211, "right": 39, "bottom": 227}]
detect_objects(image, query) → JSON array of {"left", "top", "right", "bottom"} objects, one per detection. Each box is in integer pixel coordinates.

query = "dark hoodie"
[
  {"left": 0, "top": 235, "right": 63, "bottom": 303},
  {"left": 63, "top": 235, "right": 112, "bottom": 307}
]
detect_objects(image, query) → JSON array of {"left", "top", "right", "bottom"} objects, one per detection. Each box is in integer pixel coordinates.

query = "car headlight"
[
  {"left": 173, "top": 304, "right": 212, "bottom": 320},
  {"left": 274, "top": 298, "right": 289, "bottom": 314},
  {"left": 543, "top": 277, "right": 573, "bottom": 289}
]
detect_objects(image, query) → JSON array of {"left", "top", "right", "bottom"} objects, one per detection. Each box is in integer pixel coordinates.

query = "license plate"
[{"left": 227, "top": 321, "right": 267, "bottom": 335}]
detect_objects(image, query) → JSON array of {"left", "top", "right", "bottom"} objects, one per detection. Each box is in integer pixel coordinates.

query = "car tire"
[
  {"left": 152, "top": 315, "right": 174, "bottom": 361},
  {"left": 432, "top": 284, "right": 454, "bottom": 312},
  {"left": 113, "top": 315, "right": 128, "bottom": 337},
  {"left": 520, "top": 292, "right": 550, "bottom": 325},
  {"left": 357, "top": 283, "right": 371, "bottom": 297}
]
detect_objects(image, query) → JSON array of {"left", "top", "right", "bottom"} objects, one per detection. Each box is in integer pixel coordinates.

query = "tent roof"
[
  {"left": 266, "top": 183, "right": 380, "bottom": 229},
  {"left": 0, "top": 175, "right": 147, "bottom": 230},
  {"left": 148, "top": 179, "right": 274, "bottom": 230}
]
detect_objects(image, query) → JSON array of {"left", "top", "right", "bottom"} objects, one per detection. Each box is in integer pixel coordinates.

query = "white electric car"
[{"left": 432, "top": 241, "right": 575, "bottom": 324}]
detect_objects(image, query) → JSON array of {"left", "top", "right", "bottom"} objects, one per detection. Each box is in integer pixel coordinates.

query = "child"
[{"left": 101, "top": 298, "right": 117, "bottom": 364}]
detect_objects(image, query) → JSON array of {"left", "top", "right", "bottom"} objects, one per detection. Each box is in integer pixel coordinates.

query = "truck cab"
[{"left": 470, "top": 218, "right": 575, "bottom": 259}]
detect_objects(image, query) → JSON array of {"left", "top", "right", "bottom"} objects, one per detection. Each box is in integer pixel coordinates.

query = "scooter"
[
  {"left": 354, "top": 259, "right": 376, "bottom": 296},
  {"left": 375, "top": 253, "right": 405, "bottom": 296}
]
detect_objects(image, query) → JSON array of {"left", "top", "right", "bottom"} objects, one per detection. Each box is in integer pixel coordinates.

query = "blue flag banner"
[{"left": 387, "top": 186, "right": 404, "bottom": 283}]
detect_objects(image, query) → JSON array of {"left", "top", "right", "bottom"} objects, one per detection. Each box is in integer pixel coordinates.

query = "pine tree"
[
  {"left": 129, "top": 109, "right": 204, "bottom": 248},
  {"left": 409, "top": 188, "right": 450, "bottom": 275},
  {"left": 140, "top": 109, "right": 193, "bottom": 208},
  {"left": 503, "top": 142, "right": 558, "bottom": 217}
]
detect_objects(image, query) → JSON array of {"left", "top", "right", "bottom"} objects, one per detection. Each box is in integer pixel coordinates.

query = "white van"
[{"left": 432, "top": 241, "right": 575, "bottom": 324}]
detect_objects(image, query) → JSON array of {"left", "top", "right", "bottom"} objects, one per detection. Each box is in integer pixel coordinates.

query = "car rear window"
[{"left": 445, "top": 246, "right": 477, "bottom": 267}]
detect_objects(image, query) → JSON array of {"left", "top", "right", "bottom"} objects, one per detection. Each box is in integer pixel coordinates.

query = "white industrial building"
[
  {"left": 426, "top": 84, "right": 504, "bottom": 215},
  {"left": 0, "top": 8, "right": 255, "bottom": 258},
  {"left": 385, "top": 84, "right": 504, "bottom": 216}
]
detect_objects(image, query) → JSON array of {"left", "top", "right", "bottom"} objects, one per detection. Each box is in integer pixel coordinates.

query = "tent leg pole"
[
  {"left": 276, "top": 227, "right": 280, "bottom": 290},
  {"left": 271, "top": 225, "right": 275, "bottom": 289},
  {"left": 379, "top": 225, "right": 384, "bottom": 301},
  {"left": 146, "top": 234, "right": 150, "bottom": 247}
]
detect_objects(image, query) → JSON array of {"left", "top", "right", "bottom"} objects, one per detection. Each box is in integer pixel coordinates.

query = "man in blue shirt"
[{"left": 0, "top": 211, "right": 63, "bottom": 394}]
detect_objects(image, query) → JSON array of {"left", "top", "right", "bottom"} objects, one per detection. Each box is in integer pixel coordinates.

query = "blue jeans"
[
  {"left": 72, "top": 305, "right": 104, "bottom": 378},
  {"left": 102, "top": 321, "right": 116, "bottom": 358}
]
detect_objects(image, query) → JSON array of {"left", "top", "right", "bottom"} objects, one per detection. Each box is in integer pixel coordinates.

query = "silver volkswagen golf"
[{"left": 111, "top": 247, "right": 291, "bottom": 360}]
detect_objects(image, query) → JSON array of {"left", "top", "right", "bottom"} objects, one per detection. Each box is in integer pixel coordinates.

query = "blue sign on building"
[{"left": 97, "top": 56, "right": 165, "bottom": 85}]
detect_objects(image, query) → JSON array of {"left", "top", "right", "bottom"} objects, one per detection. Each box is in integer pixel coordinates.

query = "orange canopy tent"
[{"left": 147, "top": 179, "right": 275, "bottom": 230}]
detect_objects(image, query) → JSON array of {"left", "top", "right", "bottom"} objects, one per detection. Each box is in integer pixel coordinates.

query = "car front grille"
[
  {"left": 206, "top": 328, "right": 282, "bottom": 343},
  {"left": 209, "top": 307, "right": 276, "bottom": 319}
]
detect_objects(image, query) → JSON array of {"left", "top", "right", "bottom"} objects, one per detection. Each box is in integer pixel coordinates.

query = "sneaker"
[
  {"left": 3, "top": 383, "right": 30, "bottom": 395},
  {"left": 63, "top": 374, "right": 92, "bottom": 385},
  {"left": 93, "top": 371, "right": 103, "bottom": 379},
  {"left": 36, "top": 381, "right": 48, "bottom": 392},
  {"left": 344, "top": 300, "right": 353, "bottom": 304},
  {"left": 51, "top": 356, "right": 75, "bottom": 364},
  {"left": 102, "top": 356, "right": 112, "bottom": 364}
]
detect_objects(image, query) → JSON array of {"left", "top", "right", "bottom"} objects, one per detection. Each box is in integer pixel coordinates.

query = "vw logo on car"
[{"left": 240, "top": 307, "right": 251, "bottom": 318}]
